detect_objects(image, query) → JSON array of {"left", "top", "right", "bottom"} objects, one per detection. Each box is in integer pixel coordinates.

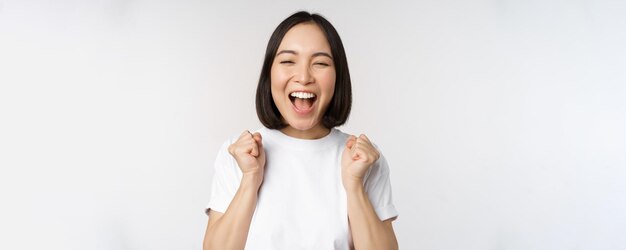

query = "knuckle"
[{"left": 235, "top": 147, "right": 246, "bottom": 155}]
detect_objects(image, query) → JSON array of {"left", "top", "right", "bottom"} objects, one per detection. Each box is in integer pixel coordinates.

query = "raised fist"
[
  {"left": 228, "top": 130, "right": 266, "bottom": 186},
  {"left": 341, "top": 134, "right": 380, "bottom": 190}
]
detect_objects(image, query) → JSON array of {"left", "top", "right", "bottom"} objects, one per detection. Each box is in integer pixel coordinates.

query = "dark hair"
[{"left": 255, "top": 11, "right": 352, "bottom": 129}]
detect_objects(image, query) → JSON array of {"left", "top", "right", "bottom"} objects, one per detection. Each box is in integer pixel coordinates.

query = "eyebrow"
[{"left": 276, "top": 50, "right": 333, "bottom": 59}]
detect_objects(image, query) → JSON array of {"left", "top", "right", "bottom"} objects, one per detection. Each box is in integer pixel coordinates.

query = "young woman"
[{"left": 203, "top": 11, "right": 399, "bottom": 250}]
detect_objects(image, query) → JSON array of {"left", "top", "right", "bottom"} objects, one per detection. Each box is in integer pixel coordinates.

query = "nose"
[{"left": 294, "top": 64, "right": 314, "bottom": 85}]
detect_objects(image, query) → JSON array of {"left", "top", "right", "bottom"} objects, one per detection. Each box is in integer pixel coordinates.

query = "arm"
[
  {"left": 203, "top": 175, "right": 261, "bottom": 250},
  {"left": 342, "top": 134, "right": 398, "bottom": 250},
  {"left": 203, "top": 131, "right": 266, "bottom": 250},
  {"left": 345, "top": 182, "right": 398, "bottom": 250}
]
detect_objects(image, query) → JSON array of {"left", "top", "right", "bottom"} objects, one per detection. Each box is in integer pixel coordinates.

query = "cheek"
[
  {"left": 319, "top": 71, "right": 336, "bottom": 98},
  {"left": 270, "top": 68, "right": 289, "bottom": 89},
  {"left": 269, "top": 72, "right": 281, "bottom": 94}
]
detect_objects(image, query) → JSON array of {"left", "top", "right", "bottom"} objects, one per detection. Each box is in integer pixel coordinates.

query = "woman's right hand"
[{"left": 227, "top": 130, "right": 266, "bottom": 187}]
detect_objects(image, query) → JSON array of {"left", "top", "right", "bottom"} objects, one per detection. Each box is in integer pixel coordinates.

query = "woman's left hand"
[{"left": 341, "top": 134, "right": 380, "bottom": 190}]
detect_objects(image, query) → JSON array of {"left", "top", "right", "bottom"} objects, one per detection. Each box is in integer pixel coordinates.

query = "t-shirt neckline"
[{"left": 261, "top": 127, "right": 341, "bottom": 150}]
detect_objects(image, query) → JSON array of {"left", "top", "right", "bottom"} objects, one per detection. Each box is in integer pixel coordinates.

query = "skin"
[
  {"left": 270, "top": 22, "right": 336, "bottom": 140},
  {"left": 203, "top": 22, "right": 398, "bottom": 250}
]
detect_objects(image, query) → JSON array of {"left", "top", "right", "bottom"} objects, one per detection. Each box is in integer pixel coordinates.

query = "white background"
[{"left": 1, "top": 0, "right": 625, "bottom": 249}]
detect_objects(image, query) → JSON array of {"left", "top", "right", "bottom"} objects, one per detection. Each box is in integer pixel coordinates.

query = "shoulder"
[
  {"left": 219, "top": 127, "right": 267, "bottom": 146},
  {"left": 332, "top": 128, "right": 385, "bottom": 152},
  {"left": 330, "top": 127, "right": 351, "bottom": 144},
  {"left": 253, "top": 127, "right": 271, "bottom": 140}
]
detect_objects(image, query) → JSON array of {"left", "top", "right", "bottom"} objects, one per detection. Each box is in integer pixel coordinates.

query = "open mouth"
[{"left": 289, "top": 91, "right": 317, "bottom": 112}]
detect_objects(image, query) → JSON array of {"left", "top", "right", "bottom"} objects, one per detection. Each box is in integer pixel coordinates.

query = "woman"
[{"left": 203, "top": 11, "right": 399, "bottom": 250}]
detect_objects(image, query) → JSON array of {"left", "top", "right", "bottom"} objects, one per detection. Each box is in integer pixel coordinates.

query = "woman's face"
[{"left": 271, "top": 22, "right": 336, "bottom": 136}]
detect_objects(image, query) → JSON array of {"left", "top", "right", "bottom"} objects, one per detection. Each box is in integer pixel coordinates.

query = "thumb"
[
  {"left": 345, "top": 135, "right": 356, "bottom": 150},
  {"left": 252, "top": 132, "right": 263, "bottom": 149}
]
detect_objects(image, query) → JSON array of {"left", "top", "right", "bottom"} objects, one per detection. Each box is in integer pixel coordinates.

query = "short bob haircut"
[{"left": 256, "top": 11, "right": 352, "bottom": 129}]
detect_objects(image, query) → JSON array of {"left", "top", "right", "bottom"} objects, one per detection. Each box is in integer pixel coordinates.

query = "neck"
[{"left": 280, "top": 125, "right": 331, "bottom": 139}]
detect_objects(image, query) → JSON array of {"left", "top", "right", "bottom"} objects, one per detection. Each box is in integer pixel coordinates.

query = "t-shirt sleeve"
[
  {"left": 363, "top": 149, "right": 399, "bottom": 222},
  {"left": 205, "top": 138, "right": 242, "bottom": 215}
]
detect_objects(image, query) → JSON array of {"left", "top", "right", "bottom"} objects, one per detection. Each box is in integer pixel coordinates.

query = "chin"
[{"left": 286, "top": 118, "right": 319, "bottom": 131}]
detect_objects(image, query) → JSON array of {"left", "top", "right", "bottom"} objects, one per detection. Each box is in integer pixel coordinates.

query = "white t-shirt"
[{"left": 205, "top": 127, "right": 398, "bottom": 250}]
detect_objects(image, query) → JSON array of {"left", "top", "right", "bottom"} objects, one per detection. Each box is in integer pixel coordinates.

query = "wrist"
[
  {"left": 342, "top": 177, "right": 365, "bottom": 193},
  {"left": 241, "top": 174, "right": 263, "bottom": 190}
]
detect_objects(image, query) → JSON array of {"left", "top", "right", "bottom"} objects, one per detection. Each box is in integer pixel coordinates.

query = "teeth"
[{"left": 290, "top": 91, "right": 316, "bottom": 99}]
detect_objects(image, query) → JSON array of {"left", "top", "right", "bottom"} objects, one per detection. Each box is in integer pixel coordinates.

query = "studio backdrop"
[{"left": 0, "top": 0, "right": 625, "bottom": 249}]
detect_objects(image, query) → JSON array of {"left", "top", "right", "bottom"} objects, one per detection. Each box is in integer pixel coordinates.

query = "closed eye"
[
  {"left": 314, "top": 62, "right": 330, "bottom": 66},
  {"left": 280, "top": 60, "right": 294, "bottom": 64}
]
